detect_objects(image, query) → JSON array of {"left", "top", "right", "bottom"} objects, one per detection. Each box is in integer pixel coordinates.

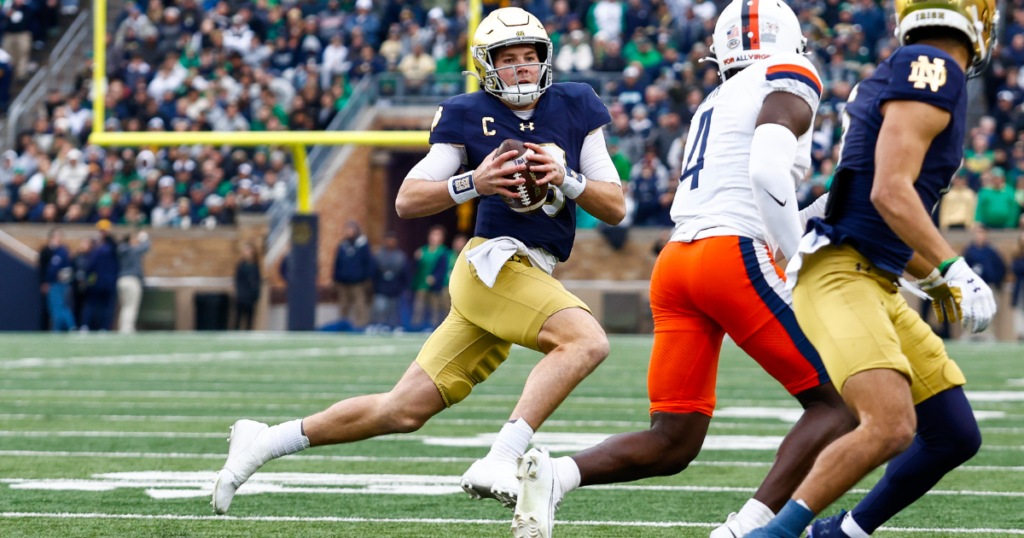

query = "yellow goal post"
[{"left": 87, "top": 0, "right": 483, "bottom": 213}]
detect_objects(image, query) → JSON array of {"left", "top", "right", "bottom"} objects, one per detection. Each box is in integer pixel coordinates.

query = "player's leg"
[
  {"left": 808, "top": 299, "right": 980, "bottom": 538},
  {"left": 212, "top": 305, "right": 511, "bottom": 514},
  {"left": 507, "top": 307, "right": 610, "bottom": 428},
  {"left": 747, "top": 246, "right": 921, "bottom": 538},
  {"left": 454, "top": 243, "right": 610, "bottom": 506},
  {"left": 695, "top": 237, "right": 855, "bottom": 537},
  {"left": 512, "top": 240, "right": 723, "bottom": 538}
]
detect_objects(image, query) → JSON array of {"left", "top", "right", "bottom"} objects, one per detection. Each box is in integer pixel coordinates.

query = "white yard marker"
[
  {"left": 6, "top": 472, "right": 1023, "bottom": 499},
  {"left": 0, "top": 512, "right": 1022, "bottom": 534},
  {"left": 0, "top": 345, "right": 419, "bottom": 369}
]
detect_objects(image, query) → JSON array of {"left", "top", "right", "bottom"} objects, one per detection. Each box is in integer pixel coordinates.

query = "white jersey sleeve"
[
  {"left": 760, "top": 54, "right": 822, "bottom": 119},
  {"left": 669, "top": 53, "right": 822, "bottom": 248}
]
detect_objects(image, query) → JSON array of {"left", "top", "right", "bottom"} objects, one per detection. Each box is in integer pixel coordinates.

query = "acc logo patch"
[
  {"left": 431, "top": 106, "right": 443, "bottom": 132},
  {"left": 908, "top": 56, "right": 946, "bottom": 92}
]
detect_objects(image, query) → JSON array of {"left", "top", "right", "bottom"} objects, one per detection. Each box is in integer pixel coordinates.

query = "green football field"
[{"left": 0, "top": 333, "right": 1021, "bottom": 537}]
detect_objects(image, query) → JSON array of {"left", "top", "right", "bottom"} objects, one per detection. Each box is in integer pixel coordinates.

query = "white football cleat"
[
  {"left": 211, "top": 419, "right": 270, "bottom": 514},
  {"left": 460, "top": 456, "right": 520, "bottom": 509},
  {"left": 710, "top": 512, "right": 758, "bottom": 538},
  {"left": 512, "top": 448, "right": 561, "bottom": 538}
]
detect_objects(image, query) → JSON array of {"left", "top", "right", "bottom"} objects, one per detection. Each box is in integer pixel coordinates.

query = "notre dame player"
[
  {"left": 746, "top": 0, "right": 998, "bottom": 536},
  {"left": 210, "top": 7, "right": 625, "bottom": 514}
]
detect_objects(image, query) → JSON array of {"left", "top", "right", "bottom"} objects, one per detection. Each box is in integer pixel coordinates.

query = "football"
[{"left": 496, "top": 139, "right": 548, "bottom": 215}]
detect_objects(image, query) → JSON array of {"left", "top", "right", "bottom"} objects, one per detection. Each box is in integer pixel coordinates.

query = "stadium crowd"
[{"left": 1, "top": 0, "right": 1024, "bottom": 232}]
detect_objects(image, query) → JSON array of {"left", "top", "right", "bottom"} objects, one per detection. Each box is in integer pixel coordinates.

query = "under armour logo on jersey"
[
  {"left": 909, "top": 56, "right": 947, "bottom": 92},
  {"left": 520, "top": 122, "right": 535, "bottom": 131}
]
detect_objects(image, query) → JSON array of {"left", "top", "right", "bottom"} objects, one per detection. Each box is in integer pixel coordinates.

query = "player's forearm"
[
  {"left": 905, "top": 252, "right": 936, "bottom": 280},
  {"left": 395, "top": 178, "right": 457, "bottom": 219},
  {"left": 574, "top": 180, "right": 626, "bottom": 225},
  {"left": 871, "top": 177, "right": 957, "bottom": 267}
]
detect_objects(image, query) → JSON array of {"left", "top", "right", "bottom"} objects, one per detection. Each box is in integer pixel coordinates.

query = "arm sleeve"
[
  {"left": 749, "top": 123, "right": 804, "bottom": 260},
  {"left": 799, "top": 192, "right": 829, "bottom": 231},
  {"left": 579, "top": 127, "right": 621, "bottom": 185},
  {"left": 405, "top": 143, "right": 468, "bottom": 182},
  {"left": 878, "top": 48, "right": 964, "bottom": 113}
]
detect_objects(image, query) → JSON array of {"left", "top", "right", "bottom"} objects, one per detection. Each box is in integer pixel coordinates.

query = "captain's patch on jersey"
[{"left": 908, "top": 56, "right": 947, "bottom": 92}]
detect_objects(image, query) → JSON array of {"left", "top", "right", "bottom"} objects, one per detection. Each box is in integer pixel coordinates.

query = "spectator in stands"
[
  {"left": 939, "top": 174, "right": 978, "bottom": 230},
  {"left": 609, "top": 65, "right": 646, "bottom": 114},
  {"left": 2, "top": 0, "right": 34, "bottom": 80},
  {"left": 234, "top": 242, "right": 261, "bottom": 331},
  {"left": 82, "top": 220, "right": 119, "bottom": 331},
  {"left": 44, "top": 229, "right": 76, "bottom": 331},
  {"left": 116, "top": 230, "right": 150, "bottom": 334},
  {"left": 411, "top": 225, "right": 448, "bottom": 329},
  {"left": 37, "top": 229, "right": 63, "bottom": 329},
  {"left": 555, "top": 29, "right": 594, "bottom": 72},
  {"left": 398, "top": 40, "right": 437, "bottom": 94},
  {"left": 370, "top": 231, "right": 408, "bottom": 329},
  {"left": 976, "top": 168, "right": 1021, "bottom": 229},
  {"left": 590, "top": 0, "right": 624, "bottom": 42},
  {"left": 1012, "top": 230, "right": 1024, "bottom": 340},
  {"left": 595, "top": 38, "right": 626, "bottom": 72},
  {"left": 333, "top": 221, "right": 373, "bottom": 327},
  {"left": 0, "top": 48, "right": 11, "bottom": 112},
  {"left": 964, "top": 224, "right": 1007, "bottom": 295}
]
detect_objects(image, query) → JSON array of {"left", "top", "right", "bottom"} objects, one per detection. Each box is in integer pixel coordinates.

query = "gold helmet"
[
  {"left": 471, "top": 7, "right": 553, "bottom": 106},
  {"left": 894, "top": 0, "right": 998, "bottom": 77}
]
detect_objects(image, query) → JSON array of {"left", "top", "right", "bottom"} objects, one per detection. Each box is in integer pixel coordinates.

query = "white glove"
[{"left": 918, "top": 258, "right": 997, "bottom": 333}]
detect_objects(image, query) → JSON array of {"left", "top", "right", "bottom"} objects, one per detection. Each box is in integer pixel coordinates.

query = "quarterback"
[
  {"left": 513, "top": 2, "right": 856, "bottom": 538},
  {"left": 746, "top": 0, "right": 998, "bottom": 537},
  {"left": 210, "top": 7, "right": 626, "bottom": 514}
]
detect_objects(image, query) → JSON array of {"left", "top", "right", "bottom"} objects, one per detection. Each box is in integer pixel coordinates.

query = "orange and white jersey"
[{"left": 669, "top": 53, "right": 822, "bottom": 253}]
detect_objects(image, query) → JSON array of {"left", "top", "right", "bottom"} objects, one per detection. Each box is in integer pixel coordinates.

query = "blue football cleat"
[{"left": 806, "top": 511, "right": 851, "bottom": 538}]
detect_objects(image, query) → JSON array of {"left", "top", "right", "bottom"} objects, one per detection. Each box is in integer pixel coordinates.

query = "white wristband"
[
  {"left": 448, "top": 171, "right": 479, "bottom": 204},
  {"left": 558, "top": 167, "right": 587, "bottom": 199}
]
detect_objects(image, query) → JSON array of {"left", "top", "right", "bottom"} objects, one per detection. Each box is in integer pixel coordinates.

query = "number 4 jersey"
[{"left": 670, "top": 53, "right": 822, "bottom": 251}]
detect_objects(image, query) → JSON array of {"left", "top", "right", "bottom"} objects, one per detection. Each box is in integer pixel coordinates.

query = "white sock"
[
  {"left": 552, "top": 456, "right": 581, "bottom": 497},
  {"left": 841, "top": 512, "right": 871, "bottom": 538},
  {"left": 266, "top": 419, "right": 311, "bottom": 459},
  {"left": 486, "top": 418, "right": 534, "bottom": 461},
  {"left": 734, "top": 498, "right": 775, "bottom": 529}
]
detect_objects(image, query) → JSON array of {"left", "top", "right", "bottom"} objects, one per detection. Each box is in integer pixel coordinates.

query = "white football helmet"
[
  {"left": 470, "top": 7, "right": 554, "bottom": 106},
  {"left": 709, "top": 0, "right": 807, "bottom": 79}
]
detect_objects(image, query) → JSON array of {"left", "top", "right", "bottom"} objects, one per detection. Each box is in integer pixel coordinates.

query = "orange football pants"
[{"left": 648, "top": 236, "right": 829, "bottom": 417}]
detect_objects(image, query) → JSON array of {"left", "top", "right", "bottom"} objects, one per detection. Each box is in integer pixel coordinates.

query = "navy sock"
[
  {"left": 761, "top": 500, "right": 815, "bottom": 538},
  {"left": 851, "top": 386, "right": 981, "bottom": 533}
]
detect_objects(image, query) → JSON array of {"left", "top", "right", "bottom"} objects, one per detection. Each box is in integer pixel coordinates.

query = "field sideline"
[{"left": 0, "top": 333, "right": 1021, "bottom": 537}]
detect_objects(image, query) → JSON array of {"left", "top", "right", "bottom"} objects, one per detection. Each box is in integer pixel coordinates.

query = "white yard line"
[
  {"left": 2, "top": 450, "right": 1020, "bottom": 473},
  {"left": 0, "top": 512, "right": 1021, "bottom": 534},
  {"left": 0, "top": 451, "right": 475, "bottom": 463},
  {"left": 0, "top": 345, "right": 419, "bottom": 369}
]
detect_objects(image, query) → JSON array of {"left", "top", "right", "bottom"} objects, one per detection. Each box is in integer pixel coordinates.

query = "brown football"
[{"left": 496, "top": 139, "right": 548, "bottom": 215}]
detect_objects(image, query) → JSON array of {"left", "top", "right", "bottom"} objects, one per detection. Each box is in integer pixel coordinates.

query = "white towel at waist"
[
  {"left": 784, "top": 228, "right": 832, "bottom": 291},
  {"left": 465, "top": 236, "right": 558, "bottom": 288}
]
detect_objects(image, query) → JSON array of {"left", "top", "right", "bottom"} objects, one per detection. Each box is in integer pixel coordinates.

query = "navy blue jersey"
[
  {"left": 429, "top": 83, "right": 611, "bottom": 262},
  {"left": 812, "top": 44, "right": 967, "bottom": 275}
]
